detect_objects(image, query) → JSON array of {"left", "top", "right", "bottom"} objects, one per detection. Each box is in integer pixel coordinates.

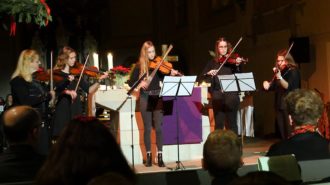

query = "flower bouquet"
[{"left": 110, "top": 65, "right": 130, "bottom": 88}]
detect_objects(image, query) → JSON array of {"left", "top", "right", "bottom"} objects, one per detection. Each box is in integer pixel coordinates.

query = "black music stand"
[
  {"left": 218, "top": 72, "right": 256, "bottom": 144},
  {"left": 160, "top": 75, "right": 197, "bottom": 170}
]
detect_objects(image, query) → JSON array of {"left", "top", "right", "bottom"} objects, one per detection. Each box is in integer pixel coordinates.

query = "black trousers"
[
  {"left": 211, "top": 91, "right": 240, "bottom": 134},
  {"left": 139, "top": 91, "right": 163, "bottom": 152}
]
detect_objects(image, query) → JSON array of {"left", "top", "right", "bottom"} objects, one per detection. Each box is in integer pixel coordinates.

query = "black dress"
[
  {"left": 269, "top": 66, "right": 300, "bottom": 139},
  {"left": 200, "top": 60, "right": 241, "bottom": 134},
  {"left": 52, "top": 71, "right": 90, "bottom": 137},
  {"left": 10, "top": 76, "right": 52, "bottom": 155}
]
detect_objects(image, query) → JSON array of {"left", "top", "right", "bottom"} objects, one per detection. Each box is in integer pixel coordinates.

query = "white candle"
[
  {"left": 107, "top": 52, "right": 113, "bottom": 69},
  {"left": 93, "top": 52, "right": 99, "bottom": 69}
]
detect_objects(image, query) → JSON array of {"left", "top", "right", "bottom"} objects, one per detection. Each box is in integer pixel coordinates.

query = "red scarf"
[{"left": 290, "top": 124, "right": 317, "bottom": 138}]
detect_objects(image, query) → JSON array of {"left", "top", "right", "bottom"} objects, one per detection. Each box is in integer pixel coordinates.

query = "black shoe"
[
  {"left": 145, "top": 153, "right": 152, "bottom": 167},
  {"left": 158, "top": 153, "right": 165, "bottom": 167}
]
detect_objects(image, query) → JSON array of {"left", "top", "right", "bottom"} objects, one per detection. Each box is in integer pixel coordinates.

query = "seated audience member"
[
  {"left": 37, "top": 116, "right": 136, "bottom": 185},
  {"left": 203, "top": 130, "right": 243, "bottom": 185},
  {"left": 0, "top": 106, "right": 45, "bottom": 183},
  {"left": 87, "top": 172, "right": 134, "bottom": 185},
  {"left": 267, "top": 89, "right": 330, "bottom": 161},
  {"left": 228, "top": 171, "right": 292, "bottom": 185}
]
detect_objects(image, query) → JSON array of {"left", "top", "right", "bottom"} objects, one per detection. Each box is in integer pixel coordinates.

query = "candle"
[
  {"left": 93, "top": 52, "right": 99, "bottom": 69},
  {"left": 107, "top": 52, "right": 113, "bottom": 69}
]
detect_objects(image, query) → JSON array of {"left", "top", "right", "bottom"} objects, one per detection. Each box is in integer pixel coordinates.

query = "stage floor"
[{"left": 133, "top": 137, "right": 278, "bottom": 174}]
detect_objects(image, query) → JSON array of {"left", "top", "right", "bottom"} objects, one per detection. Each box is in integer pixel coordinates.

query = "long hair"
[
  {"left": 55, "top": 46, "right": 76, "bottom": 70},
  {"left": 276, "top": 49, "right": 297, "bottom": 68},
  {"left": 37, "top": 116, "right": 135, "bottom": 185},
  {"left": 11, "top": 49, "right": 40, "bottom": 82},
  {"left": 214, "top": 37, "right": 232, "bottom": 59},
  {"left": 138, "top": 41, "right": 154, "bottom": 77}
]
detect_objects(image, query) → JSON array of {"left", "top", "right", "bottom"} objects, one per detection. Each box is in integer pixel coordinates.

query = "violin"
[
  {"left": 149, "top": 56, "right": 182, "bottom": 76},
  {"left": 33, "top": 67, "right": 64, "bottom": 82},
  {"left": 217, "top": 53, "right": 248, "bottom": 64},
  {"left": 70, "top": 62, "right": 105, "bottom": 77}
]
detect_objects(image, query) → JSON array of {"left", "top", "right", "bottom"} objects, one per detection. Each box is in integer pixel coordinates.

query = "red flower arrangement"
[{"left": 110, "top": 65, "right": 130, "bottom": 75}]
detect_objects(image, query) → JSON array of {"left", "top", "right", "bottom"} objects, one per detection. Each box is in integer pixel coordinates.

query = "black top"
[
  {"left": 10, "top": 76, "right": 51, "bottom": 116},
  {"left": 269, "top": 66, "right": 300, "bottom": 110},
  {"left": 211, "top": 172, "right": 239, "bottom": 185},
  {"left": 267, "top": 132, "right": 330, "bottom": 161},
  {"left": 0, "top": 144, "right": 45, "bottom": 183},
  {"left": 52, "top": 71, "right": 90, "bottom": 136},
  {"left": 128, "top": 64, "right": 165, "bottom": 93},
  {"left": 200, "top": 59, "right": 241, "bottom": 92}
]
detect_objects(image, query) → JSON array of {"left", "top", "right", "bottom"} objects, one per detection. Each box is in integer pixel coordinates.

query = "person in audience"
[
  {"left": 228, "top": 171, "right": 292, "bottom": 185},
  {"left": 4, "top": 94, "right": 13, "bottom": 111},
  {"left": 87, "top": 172, "right": 134, "bottom": 185},
  {"left": 203, "top": 130, "right": 243, "bottom": 185},
  {"left": 37, "top": 116, "right": 135, "bottom": 185},
  {"left": 0, "top": 106, "right": 45, "bottom": 183},
  {"left": 267, "top": 89, "right": 330, "bottom": 161}
]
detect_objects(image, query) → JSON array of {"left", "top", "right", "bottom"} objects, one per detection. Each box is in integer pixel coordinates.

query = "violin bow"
[
  {"left": 49, "top": 51, "right": 55, "bottom": 108},
  {"left": 215, "top": 37, "right": 243, "bottom": 74},
  {"left": 285, "top": 42, "right": 294, "bottom": 58},
  {"left": 270, "top": 42, "right": 295, "bottom": 84},
  {"left": 74, "top": 54, "right": 90, "bottom": 92}
]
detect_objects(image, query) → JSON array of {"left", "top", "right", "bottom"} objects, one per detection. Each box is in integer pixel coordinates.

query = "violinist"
[
  {"left": 10, "top": 49, "right": 55, "bottom": 155},
  {"left": 200, "top": 37, "right": 244, "bottom": 134},
  {"left": 128, "top": 41, "right": 180, "bottom": 167},
  {"left": 51, "top": 46, "right": 108, "bottom": 140},
  {"left": 263, "top": 49, "right": 300, "bottom": 139}
]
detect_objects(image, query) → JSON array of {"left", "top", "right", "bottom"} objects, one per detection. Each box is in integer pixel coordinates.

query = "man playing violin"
[
  {"left": 128, "top": 41, "right": 179, "bottom": 167},
  {"left": 201, "top": 37, "right": 243, "bottom": 134},
  {"left": 51, "top": 46, "right": 108, "bottom": 140},
  {"left": 263, "top": 49, "right": 300, "bottom": 139}
]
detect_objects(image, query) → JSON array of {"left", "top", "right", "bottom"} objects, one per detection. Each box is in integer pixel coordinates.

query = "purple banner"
[{"left": 162, "top": 87, "right": 202, "bottom": 145}]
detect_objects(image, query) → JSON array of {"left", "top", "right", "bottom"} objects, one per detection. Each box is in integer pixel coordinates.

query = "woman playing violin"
[
  {"left": 263, "top": 49, "right": 300, "bottom": 139},
  {"left": 128, "top": 41, "right": 179, "bottom": 167},
  {"left": 10, "top": 49, "right": 55, "bottom": 155},
  {"left": 51, "top": 46, "right": 108, "bottom": 140},
  {"left": 200, "top": 37, "right": 244, "bottom": 134}
]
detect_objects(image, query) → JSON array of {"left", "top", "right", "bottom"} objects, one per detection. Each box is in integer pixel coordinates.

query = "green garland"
[{"left": 0, "top": 0, "right": 52, "bottom": 27}]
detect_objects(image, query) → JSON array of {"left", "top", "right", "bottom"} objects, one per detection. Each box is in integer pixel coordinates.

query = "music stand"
[
  {"left": 218, "top": 72, "right": 256, "bottom": 144},
  {"left": 160, "top": 75, "right": 197, "bottom": 170}
]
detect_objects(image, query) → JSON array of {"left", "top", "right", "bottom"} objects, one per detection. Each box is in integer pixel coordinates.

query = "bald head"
[{"left": 2, "top": 106, "right": 41, "bottom": 144}]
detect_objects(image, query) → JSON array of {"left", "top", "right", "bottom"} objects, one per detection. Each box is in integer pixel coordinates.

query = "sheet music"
[{"left": 160, "top": 76, "right": 197, "bottom": 97}]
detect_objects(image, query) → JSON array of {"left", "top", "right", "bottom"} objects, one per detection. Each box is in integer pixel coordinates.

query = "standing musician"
[
  {"left": 51, "top": 46, "right": 108, "bottom": 140},
  {"left": 263, "top": 49, "right": 301, "bottom": 139},
  {"left": 200, "top": 37, "right": 244, "bottom": 134},
  {"left": 10, "top": 49, "right": 55, "bottom": 155},
  {"left": 128, "top": 41, "right": 180, "bottom": 167}
]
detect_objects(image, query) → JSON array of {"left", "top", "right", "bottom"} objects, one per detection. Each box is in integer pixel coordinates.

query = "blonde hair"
[
  {"left": 55, "top": 46, "right": 76, "bottom": 70},
  {"left": 11, "top": 49, "right": 40, "bottom": 82},
  {"left": 138, "top": 41, "right": 154, "bottom": 77}
]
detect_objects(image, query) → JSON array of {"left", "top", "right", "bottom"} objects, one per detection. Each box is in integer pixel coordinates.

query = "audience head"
[
  {"left": 5, "top": 94, "right": 13, "bottom": 106},
  {"left": 37, "top": 116, "right": 135, "bottom": 185},
  {"left": 203, "top": 130, "right": 243, "bottom": 177},
  {"left": 285, "top": 89, "right": 323, "bottom": 126},
  {"left": 229, "top": 171, "right": 292, "bottom": 185},
  {"left": 2, "top": 105, "right": 41, "bottom": 145}
]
